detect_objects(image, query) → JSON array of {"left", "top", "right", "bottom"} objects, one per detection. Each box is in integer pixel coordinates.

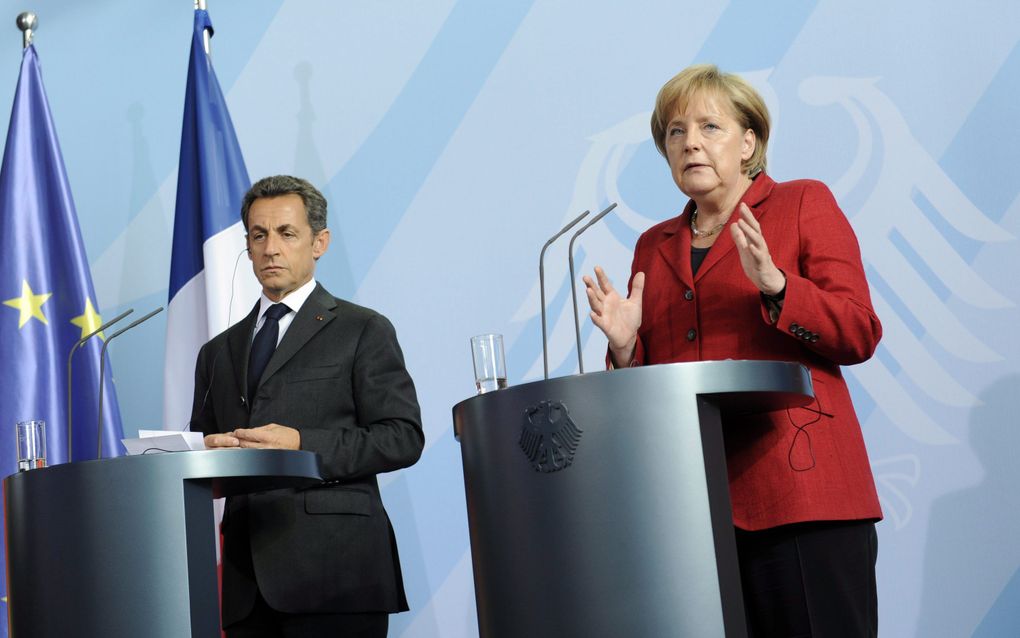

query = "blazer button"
[
  {"left": 795, "top": 327, "right": 806, "bottom": 337},
  {"left": 790, "top": 323, "right": 800, "bottom": 334},
  {"left": 686, "top": 328, "right": 697, "bottom": 341},
  {"left": 811, "top": 333, "right": 819, "bottom": 343},
  {"left": 683, "top": 289, "right": 694, "bottom": 301}
]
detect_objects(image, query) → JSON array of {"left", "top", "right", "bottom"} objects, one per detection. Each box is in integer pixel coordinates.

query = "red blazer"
[{"left": 625, "top": 173, "right": 883, "bottom": 530}]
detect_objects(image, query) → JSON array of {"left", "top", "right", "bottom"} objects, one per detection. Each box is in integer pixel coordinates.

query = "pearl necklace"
[{"left": 690, "top": 208, "right": 726, "bottom": 238}]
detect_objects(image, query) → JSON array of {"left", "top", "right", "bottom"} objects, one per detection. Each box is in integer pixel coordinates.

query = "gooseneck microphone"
[
  {"left": 66, "top": 308, "right": 134, "bottom": 462},
  {"left": 539, "top": 210, "right": 590, "bottom": 379},
  {"left": 97, "top": 306, "right": 164, "bottom": 459},
  {"left": 567, "top": 202, "right": 618, "bottom": 374}
]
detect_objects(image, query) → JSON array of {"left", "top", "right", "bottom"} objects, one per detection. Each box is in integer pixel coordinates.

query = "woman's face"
[{"left": 664, "top": 91, "right": 755, "bottom": 204}]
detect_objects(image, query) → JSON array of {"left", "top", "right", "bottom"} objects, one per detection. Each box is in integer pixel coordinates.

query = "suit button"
[
  {"left": 795, "top": 327, "right": 806, "bottom": 337},
  {"left": 790, "top": 323, "right": 799, "bottom": 334},
  {"left": 683, "top": 289, "right": 694, "bottom": 301},
  {"left": 686, "top": 328, "right": 697, "bottom": 341},
  {"left": 811, "top": 334, "right": 819, "bottom": 343}
]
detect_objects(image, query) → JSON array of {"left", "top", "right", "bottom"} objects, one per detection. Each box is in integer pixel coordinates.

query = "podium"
[
  {"left": 3, "top": 449, "right": 321, "bottom": 637},
  {"left": 452, "top": 360, "right": 813, "bottom": 638}
]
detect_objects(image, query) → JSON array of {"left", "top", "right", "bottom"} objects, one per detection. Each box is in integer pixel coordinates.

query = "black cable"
[{"left": 786, "top": 393, "right": 827, "bottom": 472}]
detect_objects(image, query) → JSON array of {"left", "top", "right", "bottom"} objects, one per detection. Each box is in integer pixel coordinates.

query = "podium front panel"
[
  {"left": 4, "top": 449, "right": 319, "bottom": 638},
  {"left": 453, "top": 360, "right": 811, "bottom": 638}
]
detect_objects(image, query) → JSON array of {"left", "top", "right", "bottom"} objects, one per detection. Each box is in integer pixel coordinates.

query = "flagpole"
[
  {"left": 16, "top": 11, "right": 36, "bottom": 49},
  {"left": 194, "top": 0, "right": 210, "bottom": 54}
]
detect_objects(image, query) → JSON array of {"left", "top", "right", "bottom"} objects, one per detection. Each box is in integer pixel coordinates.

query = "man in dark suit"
[{"left": 191, "top": 175, "right": 424, "bottom": 637}]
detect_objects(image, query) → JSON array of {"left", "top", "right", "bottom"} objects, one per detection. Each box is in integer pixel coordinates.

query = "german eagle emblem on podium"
[{"left": 519, "top": 400, "right": 583, "bottom": 473}]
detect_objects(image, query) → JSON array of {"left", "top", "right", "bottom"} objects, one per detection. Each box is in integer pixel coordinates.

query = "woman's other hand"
[
  {"left": 584, "top": 266, "right": 644, "bottom": 367},
  {"left": 731, "top": 203, "right": 786, "bottom": 295}
]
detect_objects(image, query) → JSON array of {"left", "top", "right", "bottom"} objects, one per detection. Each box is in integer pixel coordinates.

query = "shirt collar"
[{"left": 257, "top": 278, "right": 317, "bottom": 321}]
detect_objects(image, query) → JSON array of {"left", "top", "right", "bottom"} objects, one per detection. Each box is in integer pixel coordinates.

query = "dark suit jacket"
[
  {"left": 625, "top": 174, "right": 883, "bottom": 531},
  {"left": 190, "top": 283, "right": 423, "bottom": 625}
]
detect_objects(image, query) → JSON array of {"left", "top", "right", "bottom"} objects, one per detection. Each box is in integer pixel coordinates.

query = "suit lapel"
[
  {"left": 656, "top": 208, "right": 694, "bottom": 289},
  {"left": 230, "top": 301, "right": 261, "bottom": 404},
  {"left": 693, "top": 218, "right": 737, "bottom": 283},
  {"left": 258, "top": 283, "right": 338, "bottom": 387},
  {"left": 692, "top": 174, "right": 776, "bottom": 283}
]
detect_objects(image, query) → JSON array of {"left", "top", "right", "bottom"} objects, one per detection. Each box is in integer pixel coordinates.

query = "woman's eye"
[{"left": 669, "top": 127, "right": 684, "bottom": 136}]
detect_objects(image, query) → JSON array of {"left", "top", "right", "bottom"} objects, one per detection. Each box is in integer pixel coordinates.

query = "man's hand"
[
  {"left": 233, "top": 424, "right": 301, "bottom": 450},
  {"left": 204, "top": 432, "right": 241, "bottom": 448}
]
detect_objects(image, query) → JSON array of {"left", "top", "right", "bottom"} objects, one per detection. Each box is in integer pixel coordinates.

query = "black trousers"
[
  {"left": 735, "top": 520, "right": 878, "bottom": 638},
  {"left": 225, "top": 590, "right": 389, "bottom": 638}
]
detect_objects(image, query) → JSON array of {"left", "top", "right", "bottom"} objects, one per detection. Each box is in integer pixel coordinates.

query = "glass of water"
[
  {"left": 471, "top": 334, "right": 507, "bottom": 394},
  {"left": 16, "top": 419, "right": 47, "bottom": 471}
]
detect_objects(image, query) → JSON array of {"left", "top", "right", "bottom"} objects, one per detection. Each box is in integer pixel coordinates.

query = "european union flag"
[{"left": 0, "top": 45, "right": 126, "bottom": 623}]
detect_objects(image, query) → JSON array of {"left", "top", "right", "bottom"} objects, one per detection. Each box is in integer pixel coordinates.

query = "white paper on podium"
[{"left": 122, "top": 430, "right": 206, "bottom": 455}]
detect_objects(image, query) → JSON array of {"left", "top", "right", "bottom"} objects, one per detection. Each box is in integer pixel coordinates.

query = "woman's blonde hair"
[{"left": 650, "top": 64, "right": 770, "bottom": 177}]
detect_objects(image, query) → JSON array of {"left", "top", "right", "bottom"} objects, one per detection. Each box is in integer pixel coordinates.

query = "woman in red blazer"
[{"left": 584, "top": 64, "right": 882, "bottom": 637}]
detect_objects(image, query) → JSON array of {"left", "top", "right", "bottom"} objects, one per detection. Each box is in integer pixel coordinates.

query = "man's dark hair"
[{"left": 241, "top": 175, "right": 327, "bottom": 234}]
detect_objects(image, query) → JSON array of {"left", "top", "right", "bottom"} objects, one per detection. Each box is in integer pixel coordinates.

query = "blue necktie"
[{"left": 248, "top": 303, "right": 290, "bottom": 401}]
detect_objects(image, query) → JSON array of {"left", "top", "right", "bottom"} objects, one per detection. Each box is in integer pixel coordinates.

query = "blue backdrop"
[{"left": 2, "top": 2, "right": 1017, "bottom": 636}]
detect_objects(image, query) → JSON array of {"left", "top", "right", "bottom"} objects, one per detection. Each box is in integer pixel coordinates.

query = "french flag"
[{"left": 164, "top": 8, "right": 259, "bottom": 433}]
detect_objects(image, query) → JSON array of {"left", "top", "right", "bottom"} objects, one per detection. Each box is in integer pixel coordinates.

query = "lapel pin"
[{"left": 315, "top": 315, "right": 324, "bottom": 321}]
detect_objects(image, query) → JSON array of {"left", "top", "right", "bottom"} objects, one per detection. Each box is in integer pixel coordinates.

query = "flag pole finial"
[
  {"left": 16, "top": 12, "right": 36, "bottom": 49},
  {"left": 193, "top": 0, "right": 211, "bottom": 54}
]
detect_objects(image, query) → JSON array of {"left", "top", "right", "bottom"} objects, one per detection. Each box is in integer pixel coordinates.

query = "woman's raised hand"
[{"left": 583, "top": 266, "right": 644, "bottom": 367}]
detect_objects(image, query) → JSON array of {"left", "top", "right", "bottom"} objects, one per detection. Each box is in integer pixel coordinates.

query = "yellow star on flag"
[
  {"left": 71, "top": 297, "right": 105, "bottom": 341},
  {"left": 3, "top": 280, "right": 52, "bottom": 328}
]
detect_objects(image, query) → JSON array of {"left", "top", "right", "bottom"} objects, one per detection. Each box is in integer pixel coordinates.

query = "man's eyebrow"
[{"left": 249, "top": 223, "right": 298, "bottom": 233}]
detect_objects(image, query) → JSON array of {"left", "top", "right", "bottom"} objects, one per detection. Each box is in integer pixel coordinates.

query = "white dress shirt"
[{"left": 252, "top": 277, "right": 318, "bottom": 346}]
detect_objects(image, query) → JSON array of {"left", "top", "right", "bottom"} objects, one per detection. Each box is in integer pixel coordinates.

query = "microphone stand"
[
  {"left": 97, "top": 307, "right": 164, "bottom": 459},
  {"left": 567, "top": 202, "right": 618, "bottom": 373},
  {"left": 66, "top": 309, "right": 133, "bottom": 462},
  {"left": 539, "top": 210, "right": 589, "bottom": 379}
]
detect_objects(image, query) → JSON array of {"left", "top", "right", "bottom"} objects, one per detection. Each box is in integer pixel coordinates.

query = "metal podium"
[
  {"left": 452, "top": 360, "right": 813, "bottom": 638},
  {"left": 4, "top": 449, "right": 321, "bottom": 637}
]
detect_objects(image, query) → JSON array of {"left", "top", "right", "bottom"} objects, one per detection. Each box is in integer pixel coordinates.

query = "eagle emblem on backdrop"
[
  {"left": 519, "top": 401, "right": 583, "bottom": 473},
  {"left": 513, "top": 70, "right": 1014, "bottom": 528},
  {"left": 799, "top": 76, "right": 1014, "bottom": 528}
]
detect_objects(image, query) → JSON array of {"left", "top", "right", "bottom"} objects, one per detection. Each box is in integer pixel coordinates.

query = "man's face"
[{"left": 246, "top": 194, "right": 330, "bottom": 301}]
